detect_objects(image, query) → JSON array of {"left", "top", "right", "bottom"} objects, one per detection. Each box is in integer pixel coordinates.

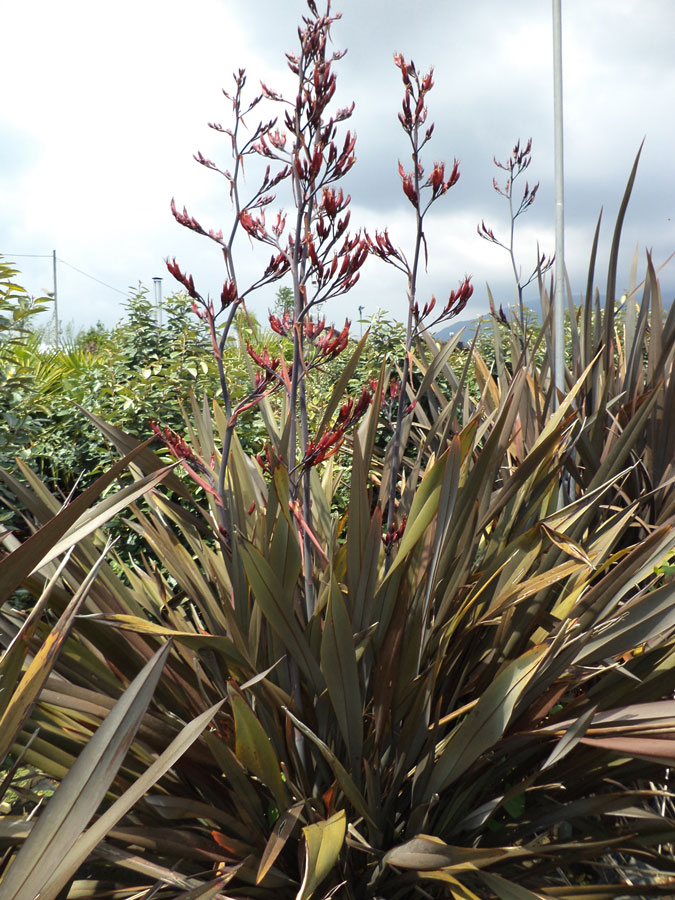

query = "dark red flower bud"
[
  {"left": 170, "top": 199, "right": 207, "bottom": 236},
  {"left": 221, "top": 280, "right": 237, "bottom": 309},
  {"left": 166, "top": 258, "right": 199, "bottom": 300}
]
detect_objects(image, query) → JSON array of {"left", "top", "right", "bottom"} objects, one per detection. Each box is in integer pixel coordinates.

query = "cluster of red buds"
[
  {"left": 316, "top": 319, "right": 350, "bottom": 361},
  {"left": 247, "top": 344, "right": 281, "bottom": 374},
  {"left": 366, "top": 229, "right": 406, "bottom": 271},
  {"left": 150, "top": 420, "right": 197, "bottom": 463},
  {"left": 392, "top": 55, "right": 458, "bottom": 217},
  {"left": 255, "top": 443, "right": 274, "bottom": 475},
  {"left": 382, "top": 516, "right": 407, "bottom": 550},
  {"left": 170, "top": 198, "right": 207, "bottom": 237},
  {"left": 478, "top": 138, "right": 551, "bottom": 263},
  {"left": 302, "top": 384, "right": 373, "bottom": 470},
  {"left": 303, "top": 232, "right": 369, "bottom": 296},
  {"left": 495, "top": 138, "right": 533, "bottom": 179},
  {"left": 427, "top": 159, "right": 460, "bottom": 200},
  {"left": 394, "top": 55, "right": 433, "bottom": 131},
  {"left": 226, "top": 348, "right": 283, "bottom": 429},
  {"left": 166, "top": 258, "right": 199, "bottom": 301},
  {"left": 268, "top": 311, "right": 352, "bottom": 368},
  {"left": 262, "top": 249, "right": 291, "bottom": 280},
  {"left": 151, "top": 419, "right": 228, "bottom": 509},
  {"left": 413, "top": 276, "right": 474, "bottom": 329},
  {"left": 269, "top": 310, "right": 294, "bottom": 337},
  {"left": 269, "top": 311, "right": 330, "bottom": 341},
  {"left": 239, "top": 208, "right": 269, "bottom": 241}
]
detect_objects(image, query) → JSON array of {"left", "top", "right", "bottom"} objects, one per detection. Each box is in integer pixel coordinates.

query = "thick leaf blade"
[
  {"left": 0, "top": 642, "right": 172, "bottom": 900},
  {"left": 0, "top": 438, "right": 154, "bottom": 606},
  {"left": 231, "top": 691, "right": 286, "bottom": 810},
  {"left": 426, "top": 646, "right": 548, "bottom": 797},
  {"left": 37, "top": 699, "right": 225, "bottom": 900},
  {"left": 320, "top": 578, "right": 363, "bottom": 774},
  {"left": 297, "top": 810, "right": 346, "bottom": 900}
]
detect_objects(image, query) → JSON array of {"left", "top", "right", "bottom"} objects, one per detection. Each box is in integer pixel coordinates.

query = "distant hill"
[
  {"left": 433, "top": 317, "right": 481, "bottom": 344},
  {"left": 434, "top": 292, "right": 674, "bottom": 344}
]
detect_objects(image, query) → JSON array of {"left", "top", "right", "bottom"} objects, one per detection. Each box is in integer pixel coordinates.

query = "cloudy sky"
[{"left": 2, "top": 0, "right": 674, "bottom": 334}]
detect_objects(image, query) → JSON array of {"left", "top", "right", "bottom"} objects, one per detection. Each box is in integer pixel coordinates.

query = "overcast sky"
[{"left": 2, "top": 0, "right": 674, "bottom": 334}]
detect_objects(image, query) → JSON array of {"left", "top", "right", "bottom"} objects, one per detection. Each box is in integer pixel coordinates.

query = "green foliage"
[
  {"left": 272, "top": 285, "right": 294, "bottom": 316},
  {"left": 0, "top": 259, "right": 52, "bottom": 458}
]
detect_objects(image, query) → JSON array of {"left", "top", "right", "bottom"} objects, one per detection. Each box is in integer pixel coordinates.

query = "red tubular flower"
[
  {"left": 421, "top": 296, "right": 436, "bottom": 318},
  {"left": 305, "top": 315, "right": 326, "bottom": 340},
  {"left": 307, "top": 238, "right": 321, "bottom": 268},
  {"left": 166, "top": 258, "right": 199, "bottom": 300},
  {"left": 303, "top": 429, "right": 345, "bottom": 469},
  {"left": 442, "top": 277, "right": 474, "bottom": 318},
  {"left": 309, "top": 147, "right": 324, "bottom": 180},
  {"left": 336, "top": 397, "right": 354, "bottom": 426},
  {"left": 336, "top": 211, "right": 350, "bottom": 238},
  {"left": 247, "top": 344, "right": 281, "bottom": 372},
  {"left": 151, "top": 420, "right": 197, "bottom": 463},
  {"left": 399, "top": 166, "right": 418, "bottom": 207},
  {"left": 269, "top": 128, "right": 287, "bottom": 150},
  {"left": 272, "top": 211, "right": 287, "bottom": 237},
  {"left": 429, "top": 163, "right": 445, "bottom": 195},
  {"left": 394, "top": 53, "right": 411, "bottom": 87},
  {"left": 263, "top": 252, "right": 290, "bottom": 278},
  {"left": 221, "top": 279, "right": 237, "bottom": 309},
  {"left": 445, "top": 158, "right": 460, "bottom": 190},
  {"left": 239, "top": 209, "right": 266, "bottom": 239},
  {"left": 318, "top": 318, "right": 350, "bottom": 360},
  {"left": 269, "top": 312, "right": 293, "bottom": 336},
  {"left": 170, "top": 199, "right": 207, "bottom": 236},
  {"left": 351, "top": 384, "right": 374, "bottom": 420},
  {"left": 426, "top": 159, "right": 460, "bottom": 199},
  {"left": 382, "top": 515, "right": 407, "bottom": 549}
]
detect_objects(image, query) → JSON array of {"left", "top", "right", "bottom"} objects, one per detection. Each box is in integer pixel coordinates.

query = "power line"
[
  {"left": 1, "top": 251, "right": 128, "bottom": 296},
  {"left": 0, "top": 252, "right": 53, "bottom": 258},
  {"left": 56, "top": 257, "right": 127, "bottom": 296}
]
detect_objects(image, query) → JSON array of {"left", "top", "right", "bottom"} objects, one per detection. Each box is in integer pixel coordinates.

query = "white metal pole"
[
  {"left": 52, "top": 250, "right": 59, "bottom": 347},
  {"left": 552, "top": 0, "right": 565, "bottom": 407},
  {"left": 153, "top": 276, "right": 163, "bottom": 328}
]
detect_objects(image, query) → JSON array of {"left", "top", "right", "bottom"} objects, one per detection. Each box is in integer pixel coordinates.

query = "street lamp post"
[
  {"left": 552, "top": 0, "right": 565, "bottom": 407},
  {"left": 153, "top": 277, "right": 163, "bottom": 328}
]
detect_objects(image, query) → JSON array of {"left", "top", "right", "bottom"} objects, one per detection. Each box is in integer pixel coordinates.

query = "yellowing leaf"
[
  {"left": 297, "top": 810, "right": 346, "bottom": 900},
  {"left": 540, "top": 522, "right": 595, "bottom": 569}
]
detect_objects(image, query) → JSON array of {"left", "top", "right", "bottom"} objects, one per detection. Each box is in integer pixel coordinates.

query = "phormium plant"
[{"left": 1, "top": 3, "right": 675, "bottom": 900}]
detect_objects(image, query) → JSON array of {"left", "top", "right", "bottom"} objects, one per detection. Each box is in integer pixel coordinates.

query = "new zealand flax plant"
[{"left": 2, "top": 2, "right": 675, "bottom": 898}]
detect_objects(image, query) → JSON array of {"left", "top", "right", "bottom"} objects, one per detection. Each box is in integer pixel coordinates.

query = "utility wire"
[
  {"left": 56, "top": 257, "right": 127, "bottom": 296},
  {"left": 1, "top": 251, "right": 128, "bottom": 296},
  {"left": 0, "top": 252, "right": 53, "bottom": 258}
]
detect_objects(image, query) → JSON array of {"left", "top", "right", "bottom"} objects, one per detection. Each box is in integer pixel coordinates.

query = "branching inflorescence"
[
  {"left": 368, "top": 54, "right": 473, "bottom": 542},
  {"left": 477, "top": 138, "right": 553, "bottom": 335},
  {"left": 164, "top": 1, "right": 380, "bottom": 617}
]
